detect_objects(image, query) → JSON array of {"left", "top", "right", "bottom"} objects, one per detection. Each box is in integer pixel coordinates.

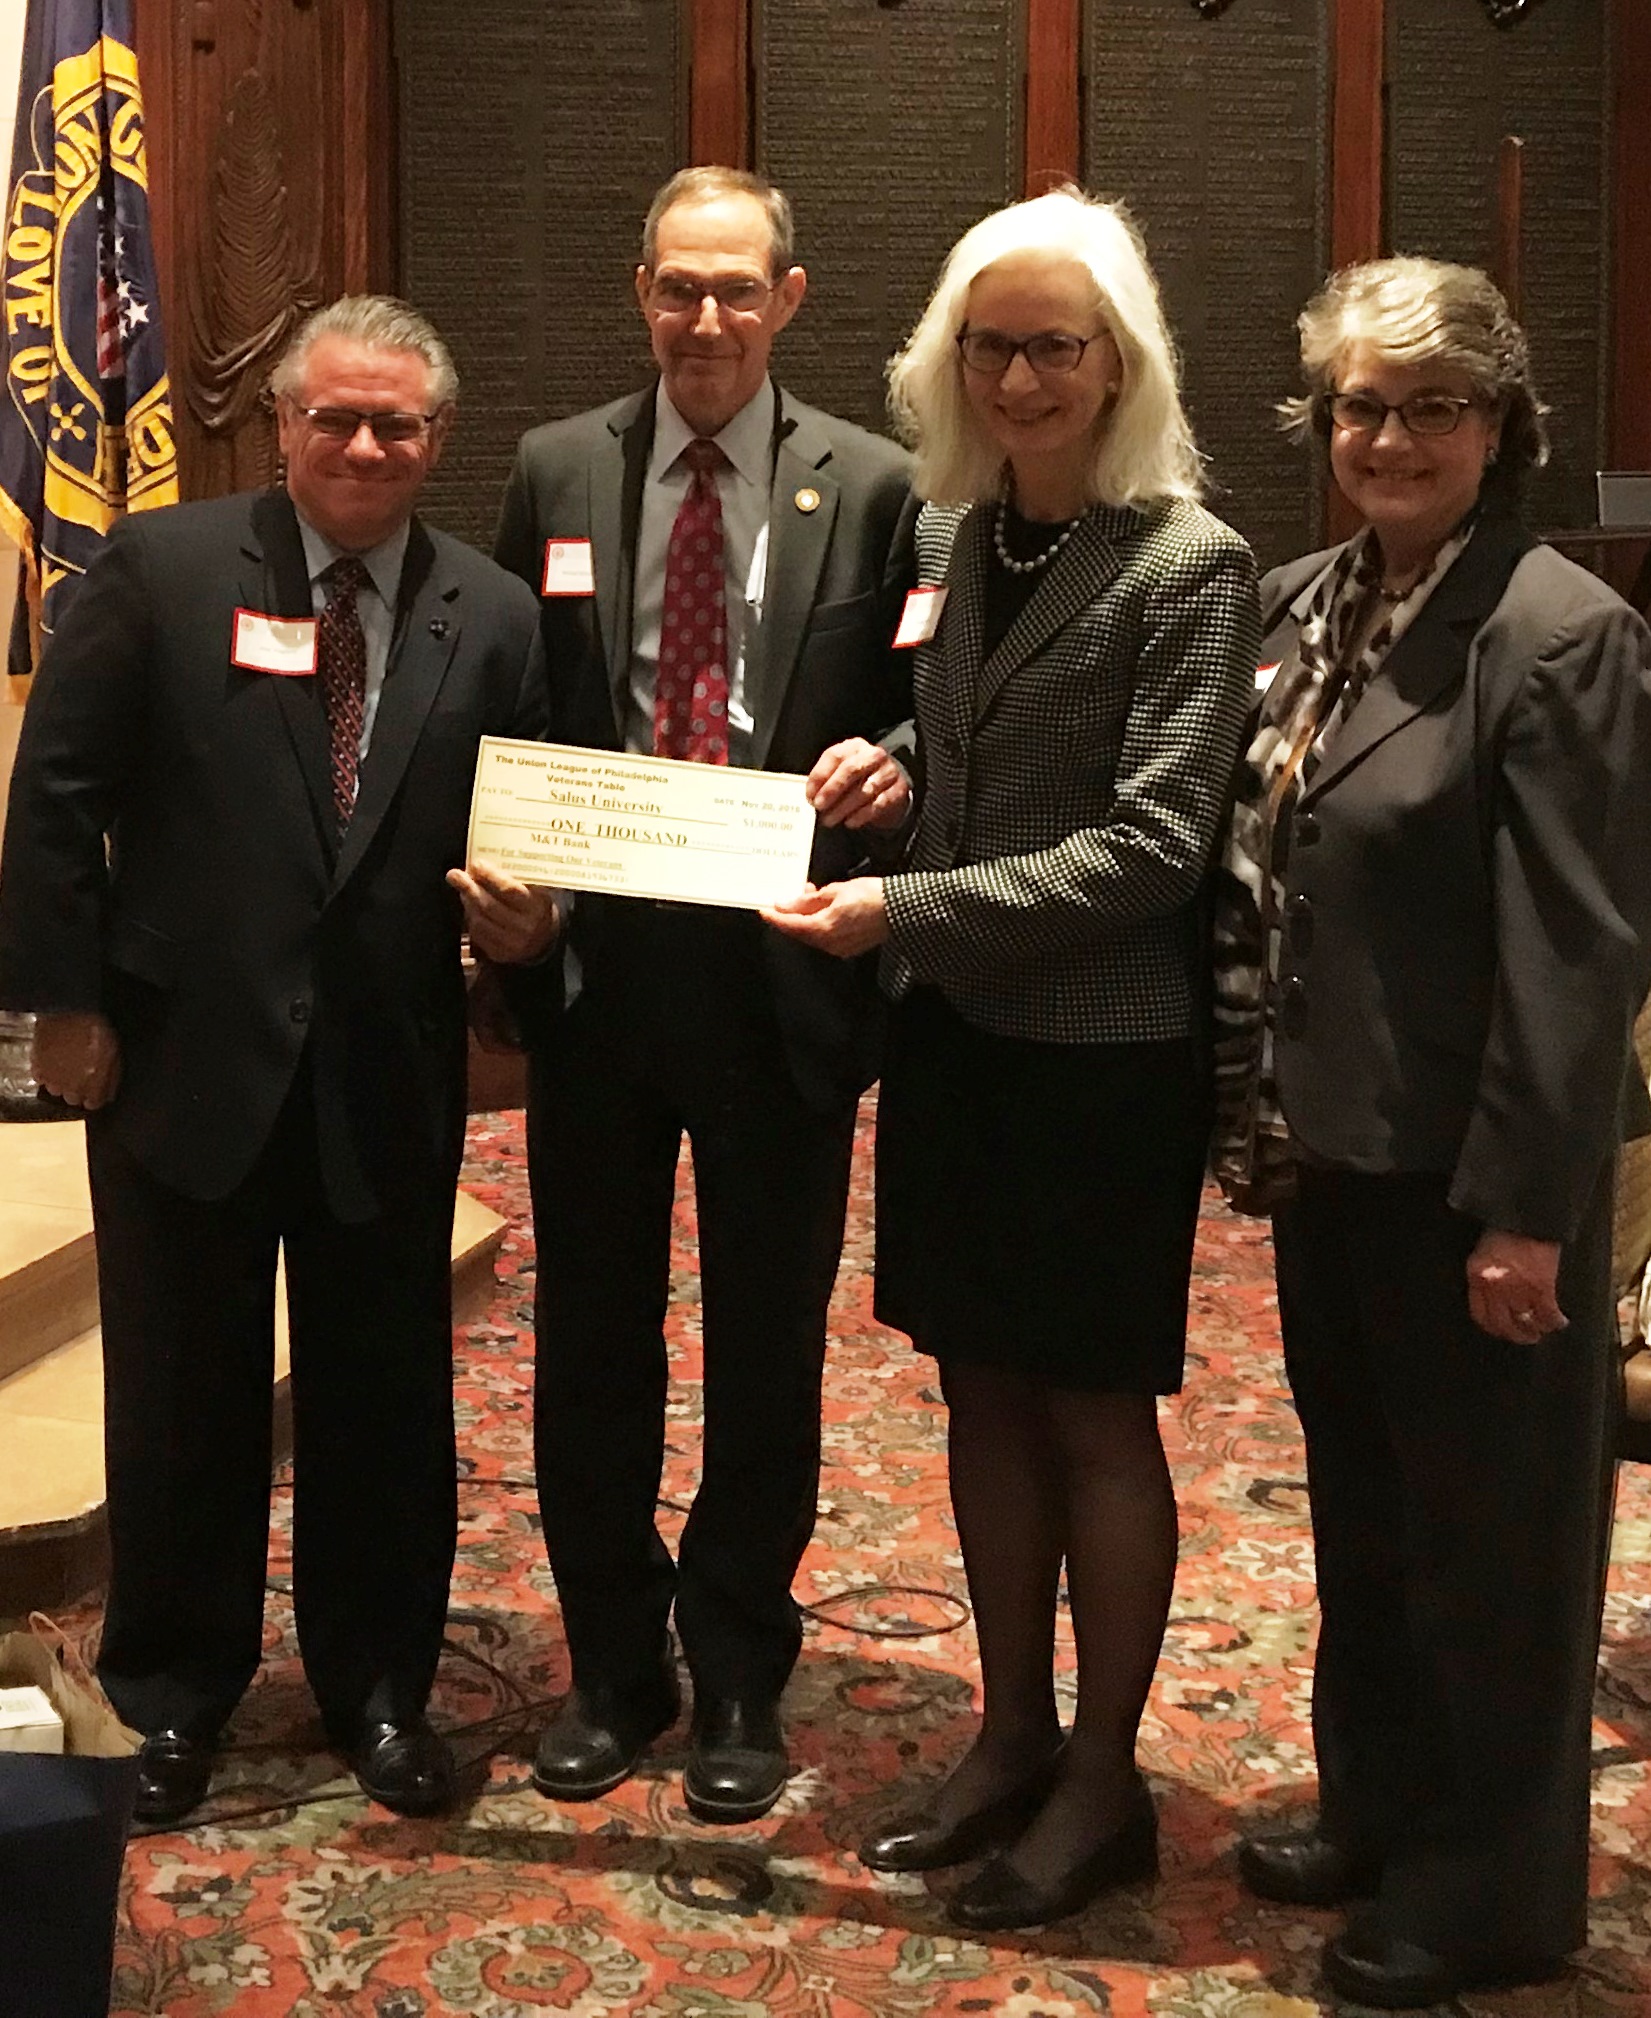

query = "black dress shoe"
[
  {"left": 1323, "top": 1921, "right": 1565, "bottom": 2009},
  {"left": 133, "top": 1728, "right": 217, "bottom": 1826},
  {"left": 533, "top": 1669, "right": 680, "bottom": 1801},
  {"left": 352, "top": 1719, "right": 457, "bottom": 1817},
  {"left": 859, "top": 1752, "right": 1063, "bottom": 1872},
  {"left": 683, "top": 1696, "right": 788, "bottom": 1823},
  {"left": 1238, "top": 1826, "right": 1380, "bottom": 1906},
  {"left": 947, "top": 1782, "right": 1158, "bottom": 1930}
]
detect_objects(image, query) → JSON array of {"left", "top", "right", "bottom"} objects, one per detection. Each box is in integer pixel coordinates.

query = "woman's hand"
[
  {"left": 1467, "top": 1229, "right": 1567, "bottom": 1342},
  {"left": 804, "top": 738, "right": 911, "bottom": 832},
  {"left": 762, "top": 878, "right": 890, "bottom": 957}
]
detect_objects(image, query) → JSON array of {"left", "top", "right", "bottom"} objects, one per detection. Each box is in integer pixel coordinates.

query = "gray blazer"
[
  {"left": 883, "top": 497, "right": 1259, "bottom": 1044},
  {"left": 1266, "top": 511, "right": 1651, "bottom": 1243}
]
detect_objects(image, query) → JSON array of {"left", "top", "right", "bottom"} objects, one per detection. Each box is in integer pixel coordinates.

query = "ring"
[{"left": 1515, "top": 1309, "right": 1535, "bottom": 1324}]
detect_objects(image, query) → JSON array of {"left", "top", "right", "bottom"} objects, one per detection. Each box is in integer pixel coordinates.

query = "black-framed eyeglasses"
[
  {"left": 293, "top": 405, "right": 441, "bottom": 444},
  {"left": 645, "top": 272, "right": 776, "bottom": 316},
  {"left": 1325, "top": 391, "right": 1481, "bottom": 437},
  {"left": 956, "top": 328, "right": 1099, "bottom": 376}
]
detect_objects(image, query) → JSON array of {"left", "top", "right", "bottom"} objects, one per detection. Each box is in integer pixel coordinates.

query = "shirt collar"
[
  {"left": 651, "top": 378, "right": 774, "bottom": 491},
  {"left": 296, "top": 512, "right": 411, "bottom": 609}
]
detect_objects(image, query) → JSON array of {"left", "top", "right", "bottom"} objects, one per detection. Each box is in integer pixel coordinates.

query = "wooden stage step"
[{"left": 0, "top": 1119, "right": 507, "bottom": 1615}]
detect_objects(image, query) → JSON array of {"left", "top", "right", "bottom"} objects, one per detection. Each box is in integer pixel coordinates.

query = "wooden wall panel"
[
  {"left": 135, "top": 0, "right": 396, "bottom": 501},
  {"left": 394, "top": 0, "right": 686, "bottom": 549},
  {"left": 691, "top": 0, "right": 749, "bottom": 165},
  {"left": 1611, "top": 0, "right": 1651, "bottom": 471},
  {"left": 1387, "top": 0, "right": 1607, "bottom": 531},
  {"left": 1083, "top": 0, "right": 1333, "bottom": 570},
  {"left": 1026, "top": 0, "right": 1082, "bottom": 194},
  {"left": 754, "top": 0, "right": 1022, "bottom": 438}
]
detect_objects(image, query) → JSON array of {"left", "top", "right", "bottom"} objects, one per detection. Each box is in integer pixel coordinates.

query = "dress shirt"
[
  {"left": 297, "top": 514, "right": 411, "bottom": 759},
  {"left": 625, "top": 380, "right": 774, "bottom": 764}
]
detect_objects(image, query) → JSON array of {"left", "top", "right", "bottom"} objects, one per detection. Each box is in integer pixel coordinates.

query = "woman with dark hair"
[{"left": 1215, "top": 256, "right": 1651, "bottom": 2007}]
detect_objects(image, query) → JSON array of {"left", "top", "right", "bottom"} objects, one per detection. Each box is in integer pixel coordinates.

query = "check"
[{"left": 465, "top": 737, "right": 817, "bottom": 910}]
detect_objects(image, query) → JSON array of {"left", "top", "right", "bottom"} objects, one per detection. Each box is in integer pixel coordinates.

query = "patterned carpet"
[{"left": 84, "top": 1102, "right": 1651, "bottom": 2017}]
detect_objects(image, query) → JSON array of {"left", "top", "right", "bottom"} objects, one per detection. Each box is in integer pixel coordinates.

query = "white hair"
[
  {"left": 270, "top": 295, "right": 458, "bottom": 409},
  {"left": 887, "top": 188, "right": 1203, "bottom": 509}
]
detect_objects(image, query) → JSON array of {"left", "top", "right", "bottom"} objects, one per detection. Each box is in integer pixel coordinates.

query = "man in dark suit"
[
  {"left": 492, "top": 167, "right": 916, "bottom": 1821},
  {"left": 0, "top": 296, "right": 553, "bottom": 1824}
]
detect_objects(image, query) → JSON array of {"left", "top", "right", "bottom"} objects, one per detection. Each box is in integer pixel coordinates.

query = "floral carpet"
[{"left": 88, "top": 1102, "right": 1651, "bottom": 2018}]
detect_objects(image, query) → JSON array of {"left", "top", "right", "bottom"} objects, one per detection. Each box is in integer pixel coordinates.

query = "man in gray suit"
[{"left": 492, "top": 167, "right": 916, "bottom": 1821}]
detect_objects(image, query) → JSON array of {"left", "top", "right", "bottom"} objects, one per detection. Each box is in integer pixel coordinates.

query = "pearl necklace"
[{"left": 992, "top": 499, "right": 1082, "bottom": 575}]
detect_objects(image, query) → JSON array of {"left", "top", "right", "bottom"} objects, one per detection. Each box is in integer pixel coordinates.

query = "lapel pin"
[
  {"left": 429, "top": 619, "right": 449, "bottom": 639},
  {"left": 794, "top": 486, "right": 821, "bottom": 514}
]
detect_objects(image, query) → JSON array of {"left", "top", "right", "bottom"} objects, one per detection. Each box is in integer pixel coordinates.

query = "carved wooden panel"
[
  {"left": 134, "top": 0, "right": 396, "bottom": 501},
  {"left": 1388, "top": 0, "right": 1607, "bottom": 531},
  {"left": 394, "top": 0, "right": 686, "bottom": 549},
  {"left": 754, "top": 0, "right": 1022, "bottom": 439},
  {"left": 1083, "top": 0, "right": 1333, "bottom": 570}
]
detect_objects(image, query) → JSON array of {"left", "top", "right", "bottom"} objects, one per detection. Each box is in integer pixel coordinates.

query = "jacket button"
[
  {"left": 1285, "top": 892, "right": 1314, "bottom": 954},
  {"left": 1279, "top": 977, "right": 1308, "bottom": 1038},
  {"left": 1295, "top": 812, "right": 1320, "bottom": 847},
  {"left": 289, "top": 999, "right": 311, "bottom": 1025}
]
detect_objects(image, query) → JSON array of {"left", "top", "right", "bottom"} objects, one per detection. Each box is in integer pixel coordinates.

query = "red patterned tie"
[
  {"left": 319, "top": 557, "right": 369, "bottom": 835},
  {"left": 654, "top": 437, "right": 730, "bottom": 764}
]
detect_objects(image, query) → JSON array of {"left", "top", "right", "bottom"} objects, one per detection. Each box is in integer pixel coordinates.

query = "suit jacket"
[
  {"left": 0, "top": 489, "right": 547, "bottom": 1213},
  {"left": 494, "top": 381, "right": 917, "bottom": 1108},
  {"left": 881, "top": 497, "right": 1260, "bottom": 1045},
  {"left": 1265, "top": 511, "right": 1651, "bottom": 1243}
]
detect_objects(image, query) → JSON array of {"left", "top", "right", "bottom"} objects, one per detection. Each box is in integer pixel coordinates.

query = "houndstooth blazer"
[{"left": 880, "top": 496, "right": 1260, "bottom": 1042}]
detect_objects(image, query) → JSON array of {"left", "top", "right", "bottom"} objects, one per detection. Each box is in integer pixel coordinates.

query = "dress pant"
[
  {"left": 529, "top": 902, "right": 857, "bottom": 1703},
  {"left": 87, "top": 1066, "right": 460, "bottom": 1745},
  {"left": 1272, "top": 1163, "right": 1617, "bottom": 1965}
]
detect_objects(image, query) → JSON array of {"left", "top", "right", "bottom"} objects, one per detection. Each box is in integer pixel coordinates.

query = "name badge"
[
  {"left": 1256, "top": 660, "right": 1282, "bottom": 690},
  {"left": 542, "top": 538, "right": 596, "bottom": 597},
  {"left": 232, "top": 609, "right": 317, "bottom": 676},
  {"left": 893, "top": 585, "right": 949, "bottom": 649}
]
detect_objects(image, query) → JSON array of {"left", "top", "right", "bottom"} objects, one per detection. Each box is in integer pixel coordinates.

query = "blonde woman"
[{"left": 767, "top": 189, "right": 1258, "bottom": 1928}]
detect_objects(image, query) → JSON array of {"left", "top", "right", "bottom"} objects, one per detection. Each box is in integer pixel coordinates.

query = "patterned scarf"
[{"left": 1209, "top": 520, "right": 1474, "bottom": 1213}]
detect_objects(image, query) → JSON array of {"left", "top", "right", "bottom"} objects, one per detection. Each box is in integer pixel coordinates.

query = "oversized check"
[{"left": 465, "top": 737, "right": 817, "bottom": 909}]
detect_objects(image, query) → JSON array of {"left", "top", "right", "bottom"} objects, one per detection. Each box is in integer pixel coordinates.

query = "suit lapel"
[
  {"left": 1301, "top": 511, "right": 1537, "bottom": 806},
  {"left": 749, "top": 392, "right": 837, "bottom": 768},
  {"left": 334, "top": 518, "right": 461, "bottom": 888},
  {"left": 971, "top": 508, "right": 1132, "bottom": 730},
  {"left": 240, "top": 490, "right": 334, "bottom": 848},
  {"left": 593, "top": 391, "right": 653, "bottom": 741}
]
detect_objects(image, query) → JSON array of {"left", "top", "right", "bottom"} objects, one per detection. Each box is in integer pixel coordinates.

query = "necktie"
[
  {"left": 319, "top": 557, "right": 369, "bottom": 835},
  {"left": 654, "top": 437, "right": 730, "bottom": 764}
]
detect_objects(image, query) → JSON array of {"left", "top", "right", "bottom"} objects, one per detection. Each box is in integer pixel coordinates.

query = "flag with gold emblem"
[{"left": 0, "top": 0, "right": 178, "bottom": 697}]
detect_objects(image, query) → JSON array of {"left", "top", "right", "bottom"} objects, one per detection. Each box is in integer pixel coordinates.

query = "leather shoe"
[
  {"left": 533, "top": 1669, "right": 680, "bottom": 1801},
  {"left": 948, "top": 1780, "right": 1158, "bottom": 1930},
  {"left": 1323, "top": 1920, "right": 1564, "bottom": 2009},
  {"left": 683, "top": 1696, "right": 788, "bottom": 1823},
  {"left": 859, "top": 1752, "right": 1063, "bottom": 1872},
  {"left": 1238, "top": 1826, "right": 1379, "bottom": 1906},
  {"left": 133, "top": 1728, "right": 217, "bottom": 1826},
  {"left": 352, "top": 1718, "right": 456, "bottom": 1817}
]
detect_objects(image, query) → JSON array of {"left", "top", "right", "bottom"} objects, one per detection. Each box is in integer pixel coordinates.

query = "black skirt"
[{"left": 873, "top": 988, "right": 1210, "bottom": 1393}]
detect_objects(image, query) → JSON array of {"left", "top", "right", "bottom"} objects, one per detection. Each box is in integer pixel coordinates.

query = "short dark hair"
[{"left": 640, "top": 167, "right": 795, "bottom": 279}]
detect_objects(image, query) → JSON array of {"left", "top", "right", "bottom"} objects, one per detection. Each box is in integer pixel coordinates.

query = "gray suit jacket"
[
  {"left": 494, "top": 381, "right": 917, "bottom": 1106},
  {"left": 1266, "top": 511, "right": 1651, "bottom": 1243}
]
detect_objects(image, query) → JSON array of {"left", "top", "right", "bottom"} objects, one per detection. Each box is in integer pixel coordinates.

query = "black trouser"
[
  {"left": 1272, "top": 1164, "right": 1617, "bottom": 1965},
  {"left": 88, "top": 1075, "right": 459, "bottom": 1745},
  {"left": 529, "top": 904, "right": 857, "bottom": 1703}
]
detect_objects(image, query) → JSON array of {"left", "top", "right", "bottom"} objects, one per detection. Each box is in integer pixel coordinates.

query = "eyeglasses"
[
  {"left": 1325, "top": 392, "right": 1481, "bottom": 437},
  {"left": 293, "top": 406, "right": 440, "bottom": 444},
  {"left": 956, "top": 328, "right": 1099, "bottom": 376},
  {"left": 645, "top": 273, "right": 775, "bottom": 315}
]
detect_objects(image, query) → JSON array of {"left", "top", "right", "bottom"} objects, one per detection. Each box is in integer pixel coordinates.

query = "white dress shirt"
[{"left": 297, "top": 514, "right": 411, "bottom": 760}]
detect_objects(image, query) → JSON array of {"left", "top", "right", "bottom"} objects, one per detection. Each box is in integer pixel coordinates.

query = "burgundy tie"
[
  {"left": 319, "top": 557, "right": 369, "bottom": 835},
  {"left": 654, "top": 437, "right": 730, "bottom": 764}
]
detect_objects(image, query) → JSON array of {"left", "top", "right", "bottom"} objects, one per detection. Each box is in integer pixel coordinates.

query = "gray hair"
[
  {"left": 1279, "top": 256, "right": 1549, "bottom": 493},
  {"left": 270, "top": 295, "right": 458, "bottom": 410},
  {"left": 640, "top": 167, "right": 795, "bottom": 278},
  {"left": 886, "top": 187, "right": 1204, "bottom": 511}
]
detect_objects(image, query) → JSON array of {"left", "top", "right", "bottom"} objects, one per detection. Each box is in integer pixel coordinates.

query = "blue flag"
[{"left": 0, "top": 0, "right": 178, "bottom": 695}]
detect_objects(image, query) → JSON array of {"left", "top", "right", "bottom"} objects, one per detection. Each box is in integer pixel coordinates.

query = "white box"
[
  {"left": 1596, "top": 472, "right": 1651, "bottom": 528},
  {"left": 0, "top": 1682, "right": 65, "bottom": 1753}
]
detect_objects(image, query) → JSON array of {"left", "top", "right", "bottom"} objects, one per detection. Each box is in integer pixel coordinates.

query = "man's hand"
[
  {"left": 762, "top": 877, "right": 890, "bottom": 958},
  {"left": 32, "top": 1011, "right": 122, "bottom": 1110},
  {"left": 1467, "top": 1228, "right": 1567, "bottom": 1343},
  {"left": 805, "top": 738, "right": 911, "bottom": 832},
  {"left": 446, "top": 859, "right": 561, "bottom": 964}
]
